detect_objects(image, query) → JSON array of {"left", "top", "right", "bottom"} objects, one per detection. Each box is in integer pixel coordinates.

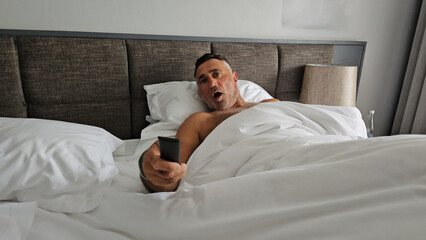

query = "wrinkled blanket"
[{"left": 26, "top": 102, "right": 426, "bottom": 240}]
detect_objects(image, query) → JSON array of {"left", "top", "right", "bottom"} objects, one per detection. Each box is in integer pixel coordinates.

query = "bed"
[{"left": 1, "top": 30, "right": 426, "bottom": 240}]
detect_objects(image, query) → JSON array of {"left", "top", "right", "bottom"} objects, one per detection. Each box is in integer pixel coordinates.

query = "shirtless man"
[{"left": 140, "top": 54, "right": 279, "bottom": 192}]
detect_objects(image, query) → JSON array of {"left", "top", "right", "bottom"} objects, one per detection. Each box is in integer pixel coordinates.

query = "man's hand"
[
  {"left": 140, "top": 100, "right": 279, "bottom": 193},
  {"left": 141, "top": 141, "right": 187, "bottom": 192}
]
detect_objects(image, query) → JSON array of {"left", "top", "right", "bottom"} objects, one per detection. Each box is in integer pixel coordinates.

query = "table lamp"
[{"left": 300, "top": 64, "right": 357, "bottom": 106}]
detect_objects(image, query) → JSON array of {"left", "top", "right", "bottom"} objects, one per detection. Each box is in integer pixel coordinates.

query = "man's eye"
[
  {"left": 199, "top": 79, "right": 206, "bottom": 84},
  {"left": 213, "top": 72, "right": 220, "bottom": 78}
]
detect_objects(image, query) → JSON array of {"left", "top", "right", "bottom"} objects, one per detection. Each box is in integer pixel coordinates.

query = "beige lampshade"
[{"left": 300, "top": 64, "right": 357, "bottom": 106}]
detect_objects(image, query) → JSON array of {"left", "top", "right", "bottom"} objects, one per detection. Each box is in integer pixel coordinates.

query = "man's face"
[{"left": 195, "top": 59, "right": 239, "bottom": 110}]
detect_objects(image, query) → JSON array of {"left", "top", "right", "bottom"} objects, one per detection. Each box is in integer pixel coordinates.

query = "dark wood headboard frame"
[{"left": 0, "top": 29, "right": 366, "bottom": 139}]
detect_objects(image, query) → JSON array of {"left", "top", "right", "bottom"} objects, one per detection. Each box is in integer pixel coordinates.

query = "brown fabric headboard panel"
[
  {"left": 277, "top": 44, "right": 334, "bottom": 101},
  {"left": 0, "top": 30, "right": 365, "bottom": 139},
  {"left": 211, "top": 42, "right": 278, "bottom": 95},
  {"left": 0, "top": 36, "right": 26, "bottom": 117},
  {"left": 16, "top": 36, "right": 131, "bottom": 139}
]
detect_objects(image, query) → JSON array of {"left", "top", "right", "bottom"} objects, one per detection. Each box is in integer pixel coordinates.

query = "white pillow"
[
  {"left": 0, "top": 118, "right": 123, "bottom": 213},
  {"left": 144, "top": 80, "right": 273, "bottom": 124},
  {"left": 238, "top": 80, "right": 273, "bottom": 103},
  {"left": 144, "top": 81, "right": 209, "bottom": 124}
]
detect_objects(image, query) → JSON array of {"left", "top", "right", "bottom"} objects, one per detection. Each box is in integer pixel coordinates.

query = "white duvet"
[{"left": 4, "top": 102, "right": 426, "bottom": 240}]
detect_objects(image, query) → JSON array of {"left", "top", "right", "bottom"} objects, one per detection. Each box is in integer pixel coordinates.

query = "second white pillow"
[{"left": 144, "top": 80, "right": 273, "bottom": 124}]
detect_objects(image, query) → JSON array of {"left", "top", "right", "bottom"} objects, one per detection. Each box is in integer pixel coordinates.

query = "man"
[{"left": 140, "top": 54, "right": 279, "bottom": 192}]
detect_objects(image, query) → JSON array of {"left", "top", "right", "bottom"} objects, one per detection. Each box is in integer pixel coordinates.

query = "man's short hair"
[{"left": 194, "top": 53, "right": 231, "bottom": 77}]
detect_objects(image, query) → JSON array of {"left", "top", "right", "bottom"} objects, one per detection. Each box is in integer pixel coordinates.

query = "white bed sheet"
[
  {"left": 27, "top": 139, "right": 144, "bottom": 240},
  {"left": 0, "top": 201, "right": 36, "bottom": 240},
  {"left": 25, "top": 136, "right": 426, "bottom": 240},
  {"left": 4, "top": 102, "right": 426, "bottom": 240}
]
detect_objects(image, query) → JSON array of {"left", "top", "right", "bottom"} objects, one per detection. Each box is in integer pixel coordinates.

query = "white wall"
[{"left": 0, "top": 0, "right": 421, "bottom": 136}]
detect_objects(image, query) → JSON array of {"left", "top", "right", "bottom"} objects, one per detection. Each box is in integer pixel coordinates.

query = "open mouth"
[{"left": 213, "top": 91, "right": 222, "bottom": 100}]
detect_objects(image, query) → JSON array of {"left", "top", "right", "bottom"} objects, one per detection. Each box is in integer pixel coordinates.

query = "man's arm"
[
  {"left": 140, "top": 102, "right": 272, "bottom": 192},
  {"left": 140, "top": 113, "right": 205, "bottom": 192},
  {"left": 260, "top": 98, "right": 280, "bottom": 103}
]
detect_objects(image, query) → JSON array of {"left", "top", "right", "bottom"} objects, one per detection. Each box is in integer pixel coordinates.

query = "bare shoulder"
[
  {"left": 179, "top": 111, "right": 216, "bottom": 142},
  {"left": 260, "top": 98, "right": 280, "bottom": 103},
  {"left": 184, "top": 112, "right": 213, "bottom": 124},
  {"left": 180, "top": 112, "right": 214, "bottom": 132}
]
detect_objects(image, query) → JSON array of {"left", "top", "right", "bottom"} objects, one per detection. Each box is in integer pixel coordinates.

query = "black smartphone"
[{"left": 158, "top": 136, "right": 180, "bottom": 163}]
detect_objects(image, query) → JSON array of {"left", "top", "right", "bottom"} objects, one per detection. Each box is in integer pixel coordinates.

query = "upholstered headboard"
[{"left": 0, "top": 30, "right": 366, "bottom": 139}]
